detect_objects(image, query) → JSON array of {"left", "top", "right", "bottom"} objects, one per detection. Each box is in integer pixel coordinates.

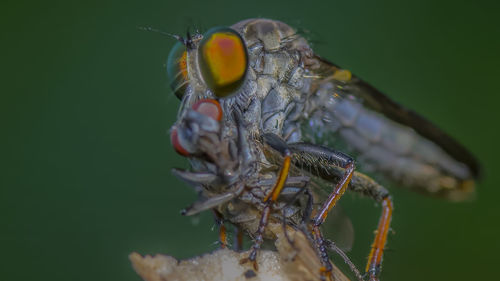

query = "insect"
[{"left": 165, "top": 18, "right": 480, "bottom": 281}]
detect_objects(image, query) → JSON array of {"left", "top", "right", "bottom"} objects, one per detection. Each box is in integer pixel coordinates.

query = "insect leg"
[
  {"left": 212, "top": 210, "right": 227, "bottom": 248},
  {"left": 332, "top": 178, "right": 393, "bottom": 281},
  {"left": 311, "top": 226, "right": 334, "bottom": 281},
  {"left": 264, "top": 136, "right": 391, "bottom": 280},
  {"left": 241, "top": 133, "right": 292, "bottom": 270},
  {"left": 234, "top": 226, "right": 243, "bottom": 251},
  {"left": 289, "top": 143, "right": 393, "bottom": 281},
  {"left": 323, "top": 239, "right": 364, "bottom": 281},
  {"left": 286, "top": 143, "right": 356, "bottom": 227},
  {"left": 318, "top": 167, "right": 393, "bottom": 280},
  {"left": 276, "top": 143, "right": 352, "bottom": 280},
  {"left": 366, "top": 196, "right": 393, "bottom": 281},
  {"left": 260, "top": 138, "right": 352, "bottom": 280}
]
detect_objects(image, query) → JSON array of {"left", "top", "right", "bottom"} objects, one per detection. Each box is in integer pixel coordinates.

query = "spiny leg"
[
  {"left": 245, "top": 152, "right": 291, "bottom": 269},
  {"left": 241, "top": 133, "right": 292, "bottom": 270},
  {"left": 295, "top": 145, "right": 354, "bottom": 281},
  {"left": 312, "top": 161, "right": 354, "bottom": 226},
  {"left": 243, "top": 204, "right": 270, "bottom": 270},
  {"left": 261, "top": 139, "right": 355, "bottom": 280},
  {"left": 288, "top": 142, "right": 393, "bottom": 281},
  {"left": 323, "top": 238, "right": 365, "bottom": 281},
  {"left": 313, "top": 161, "right": 353, "bottom": 281},
  {"left": 260, "top": 136, "right": 394, "bottom": 280},
  {"left": 311, "top": 226, "right": 335, "bottom": 281},
  {"left": 339, "top": 172, "right": 394, "bottom": 280},
  {"left": 366, "top": 197, "right": 393, "bottom": 281}
]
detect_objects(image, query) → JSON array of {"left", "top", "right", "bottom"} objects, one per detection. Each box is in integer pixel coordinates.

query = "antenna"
[{"left": 137, "top": 26, "right": 186, "bottom": 45}]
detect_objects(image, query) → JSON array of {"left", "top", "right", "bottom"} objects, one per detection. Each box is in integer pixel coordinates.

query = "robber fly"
[{"left": 165, "top": 18, "right": 480, "bottom": 281}]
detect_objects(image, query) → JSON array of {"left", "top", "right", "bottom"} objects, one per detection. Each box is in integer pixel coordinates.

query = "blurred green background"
[{"left": 1, "top": 0, "right": 499, "bottom": 280}]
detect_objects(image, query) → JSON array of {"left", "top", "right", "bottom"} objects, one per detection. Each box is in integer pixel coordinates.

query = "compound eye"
[
  {"left": 166, "top": 41, "right": 188, "bottom": 99},
  {"left": 198, "top": 27, "right": 248, "bottom": 97}
]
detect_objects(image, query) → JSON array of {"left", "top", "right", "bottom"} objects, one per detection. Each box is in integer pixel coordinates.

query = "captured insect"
[{"left": 164, "top": 18, "right": 480, "bottom": 281}]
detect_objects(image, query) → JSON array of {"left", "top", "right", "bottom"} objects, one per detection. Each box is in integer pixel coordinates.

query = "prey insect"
[{"left": 165, "top": 18, "right": 480, "bottom": 281}]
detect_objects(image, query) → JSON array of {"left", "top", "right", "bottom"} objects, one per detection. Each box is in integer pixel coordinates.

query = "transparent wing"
[
  {"left": 321, "top": 205, "right": 354, "bottom": 252},
  {"left": 302, "top": 56, "right": 479, "bottom": 200},
  {"left": 311, "top": 55, "right": 480, "bottom": 179}
]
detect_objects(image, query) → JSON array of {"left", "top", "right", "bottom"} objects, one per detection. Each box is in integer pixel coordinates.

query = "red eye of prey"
[
  {"left": 170, "top": 99, "right": 223, "bottom": 157},
  {"left": 191, "top": 99, "right": 223, "bottom": 121},
  {"left": 198, "top": 27, "right": 248, "bottom": 97},
  {"left": 170, "top": 128, "right": 190, "bottom": 156}
]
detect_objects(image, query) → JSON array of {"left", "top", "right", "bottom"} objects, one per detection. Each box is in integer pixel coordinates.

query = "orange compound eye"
[
  {"left": 192, "top": 99, "right": 223, "bottom": 121},
  {"left": 167, "top": 42, "right": 189, "bottom": 99},
  {"left": 198, "top": 27, "right": 248, "bottom": 97}
]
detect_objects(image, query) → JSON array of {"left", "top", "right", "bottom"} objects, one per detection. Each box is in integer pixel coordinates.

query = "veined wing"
[{"left": 302, "top": 56, "right": 481, "bottom": 200}]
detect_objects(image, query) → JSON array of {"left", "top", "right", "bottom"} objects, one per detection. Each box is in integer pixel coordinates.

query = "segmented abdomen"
[{"left": 302, "top": 81, "right": 474, "bottom": 200}]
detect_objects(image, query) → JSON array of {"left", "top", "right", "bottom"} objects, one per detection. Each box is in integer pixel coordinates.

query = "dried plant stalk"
[{"left": 130, "top": 225, "right": 350, "bottom": 281}]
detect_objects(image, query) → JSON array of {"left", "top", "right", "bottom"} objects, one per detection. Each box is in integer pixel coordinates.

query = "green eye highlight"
[
  {"left": 198, "top": 27, "right": 248, "bottom": 97},
  {"left": 166, "top": 41, "right": 188, "bottom": 99}
]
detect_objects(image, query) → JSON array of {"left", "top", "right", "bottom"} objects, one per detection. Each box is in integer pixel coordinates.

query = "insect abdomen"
[{"left": 303, "top": 83, "right": 475, "bottom": 200}]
